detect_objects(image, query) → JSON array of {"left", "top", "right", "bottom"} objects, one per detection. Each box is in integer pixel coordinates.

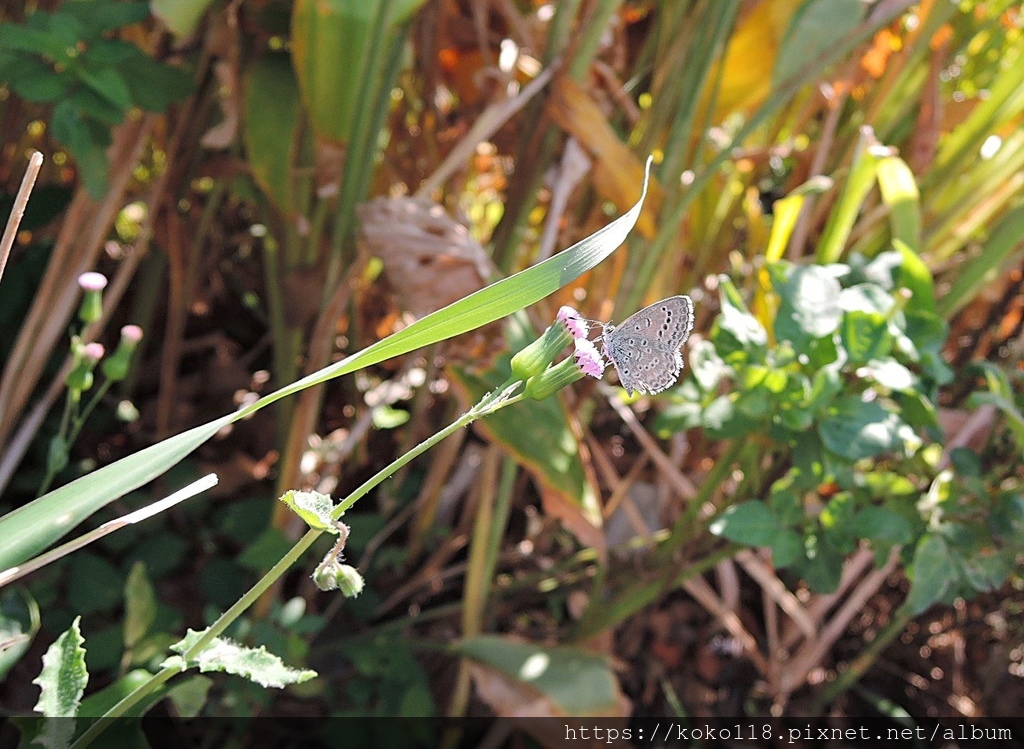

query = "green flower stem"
[
  {"left": 39, "top": 379, "right": 114, "bottom": 495},
  {"left": 333, "top": 378, "right": 523, "bottom": 518},
  {"left": 72, "top": 664, "right": 181, "bottom": 749},
  {"left": 73, "top": 379, "right": 527, "bottom": 748}
]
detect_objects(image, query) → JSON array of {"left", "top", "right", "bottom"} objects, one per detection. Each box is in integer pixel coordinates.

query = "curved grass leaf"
[{"left": 0, "top": 160, "right": 653, "bottom": 571}]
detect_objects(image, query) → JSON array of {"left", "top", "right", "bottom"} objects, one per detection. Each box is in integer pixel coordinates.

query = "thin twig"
[{"left": 0, "top": 151, "right": 44, "bottom": 285}]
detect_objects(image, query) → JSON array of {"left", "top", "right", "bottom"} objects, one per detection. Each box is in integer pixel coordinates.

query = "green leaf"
[
  {"left": 793, "top": 530, "right": 845, "bottom": 593},
  {"left": 121, "top": 54, "right": 193, "bottom": 112},
  {"left": 0, "top": 23, "right": 68, "bottom": 58},
  {"left": 858, "top": 358, "right": 916, "bottom": 392},
  {"left": 847, "top": 507, "right": 915, "bottom": 546},
  {"left": 0, "top": 160, "right": 654, "bottom": 571},
  {"left": 817, "top": 127, "right": 884, "bottom": 263},
  {"left": 123, "top": 562, "right": 157, "bottom": 653},
  {"left": 841, "top": 310, "right": 892, "bottom": 364},
  {"left": 72, "top": 85, "right": 127, "bottom": 125},
  {"left": 818, "top": 395, "right": 915, "bottom": 461},
  {"left": 454, "top": 635, "right": 620, "bottom": 715},
  {"left": 33, "top": 616, "right": 88, "bottom": 723},
  {"left": 714, "top": 276, "right": 769, "bottom": 352},
  {"left": 892, "top": 238, "right": 935, "bottom": 314},
  {"left": 78, "top": 669, "right": 164, "bottom": 718},
  {"left": 452, "top": 316, "right": 600, "bottom": 530},
  {"left": 709, "top": 502, "right": 782, "bottom": 547},
  {"left": 50, "top": 99, "right": 87, "bottom": 154},
  {"left": 876, "top": 158, "right": 922, "bottom": 255},
  {"left": 839, "top": 283, "right": 895, "bottom": 315},
  {"left": 773, "top": 264, "right": 842, "bottom": 344},
  {"left": 84, "top": 38, "right": 137, "bottom": 65},
  {"left": 773, "top": 0, "right": 864, "bottom": 91},
  {"left": 9, "top": 59, "right": 68, "bottom": 102},
  {"left": 961, "top": 549, "right": 1013, "bottom": 593},
  {"left": 937, "top": 201, "right": 1024, "bottom": 319},
  {"left": 165, "top": 676, "right": 213, "bottom": 718},
  {"left": 62, "top": 0, "right": 151, "bottom": 35},
  {"left": 689, "top": 338, "right": 731, "bottom": 392},
  {"left": 168, "top": 629, "right": 317, "bottom": 688},
  {"left": 701, "top": 394, "right": 758, "bottom": 438},
  {"left": 770, "top": 529, "right": 803, "bottom": 568},
  {"left": 77, "top": 63, "right": 133, "bottom": 112},
  {"left": 279, "top": 490, "right": 341, "bottom": 532},
  {"left": 906, "top": 533, "right": 956, "bottom": 615},
  {"left": 243, "top": 53, "right": 303, "bottom": 213},
  {"left": 0, "top": 587, "right": 39, "bottom": 682}
]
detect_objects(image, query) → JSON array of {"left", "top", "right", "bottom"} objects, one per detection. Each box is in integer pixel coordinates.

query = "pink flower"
[
  {"left": 573, "top": 338, "right": 605, "bottom": 379},
  {"left": 120, "top": 324, "right": 143, "bottom": 343},
  {"left": 82, "top": 342, "right": 105, "bottom": 362},
  {"left": 557, "top": 305, "right": 588, "bottom": 338},
  {"left": 77, "top": 272, "right": 108, "bottom": 292}
]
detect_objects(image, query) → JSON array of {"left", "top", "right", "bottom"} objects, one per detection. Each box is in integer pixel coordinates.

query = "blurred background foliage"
[{"left": 1, "top": 0, "right": 1023, "bottom": 729}]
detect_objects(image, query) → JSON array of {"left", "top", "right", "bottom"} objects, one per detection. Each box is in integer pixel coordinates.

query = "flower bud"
[
  {"left": 67, "top": 342, "right": 104, "bottom": 393},
  {"left": 510, "top": 322, "right": 573, "bottom": 381},
  {"left": 101, "top": 325, "right": 143, "bottom": 382},
  {"left": 523, "top": 357, "right": 584, "bottom": 401},
  {"left": 77, "top": 272, "right": 107, "bottom": 324},
  {"left": 312, "top": 557, "right": 365, "bottom": 597}
]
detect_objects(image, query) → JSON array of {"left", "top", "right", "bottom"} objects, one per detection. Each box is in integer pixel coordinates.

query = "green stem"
[
  {"left": 334, "top": 380, "right": 523, "bottom": 517},
  {"left": 72, "top": 379, "right": 526, "bottom": 747}
]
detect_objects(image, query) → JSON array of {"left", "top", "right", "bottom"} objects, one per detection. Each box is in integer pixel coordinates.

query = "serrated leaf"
[
  {"left": 168, "top": 629, "right": 317, "bottom": 688},
  {"left": 33, "top": 617, "right": 88, "bottom": 744},
  {"left": 279, "top": 490, "right": 341, "bottom": 532}
]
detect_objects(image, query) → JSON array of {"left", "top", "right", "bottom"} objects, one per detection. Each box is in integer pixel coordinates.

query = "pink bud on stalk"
[
  {"left": 77, "top": 272, "right": 108, "bottom": 324},
  {"left": 67, "top": 342, "right": 105, "bottom": 393},
  {"left": 101, "top": 325, "right": 144, "bottom": 382}
]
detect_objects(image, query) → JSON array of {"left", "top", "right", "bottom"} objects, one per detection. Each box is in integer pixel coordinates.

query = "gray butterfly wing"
[
  {"left": 618, "top": 295, "right": 694, "bottom": 349},
  {"left": 603, "top": 329, "right": 684, "bottom": 396},
  {"left": 603, "top": 296, "right": 694, "bottom": 396}
]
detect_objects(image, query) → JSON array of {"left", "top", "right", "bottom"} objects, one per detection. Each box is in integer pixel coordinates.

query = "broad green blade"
[{"left": 0, "top": 159, "right": 654, "bottom": 571}]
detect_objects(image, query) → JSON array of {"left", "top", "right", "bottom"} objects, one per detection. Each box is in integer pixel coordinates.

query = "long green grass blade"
[{"left": 0, "top": 160, "right": 654, "bottom": 571}]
